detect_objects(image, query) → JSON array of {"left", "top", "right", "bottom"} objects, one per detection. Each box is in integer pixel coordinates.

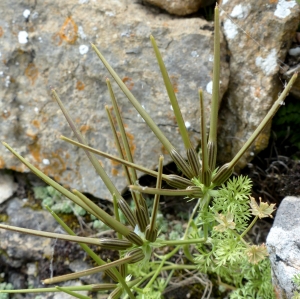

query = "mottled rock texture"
[
  {"left": 0, "top": 171, "right": 17, "bottom": 204},
  {"left": 143, "top": 0, "right": 216, "bottom": 15},
  {"left": 218, "top": 0, "right": 300, "bottom": 169},
  {"left": 0, "top": 0, "right": 229, "bottom": 199},
  {"left": 267, "top": 196, "right": 300, "bottom": 299}
]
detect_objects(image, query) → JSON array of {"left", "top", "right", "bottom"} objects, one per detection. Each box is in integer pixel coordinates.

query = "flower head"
[{"left": 250, "top": 196, "right": 276, "bottom": 219}]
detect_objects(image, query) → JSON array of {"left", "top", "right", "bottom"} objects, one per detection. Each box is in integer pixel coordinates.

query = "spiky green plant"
[{"left": 0, "top": 5, "right": 297, "bottom": 299}]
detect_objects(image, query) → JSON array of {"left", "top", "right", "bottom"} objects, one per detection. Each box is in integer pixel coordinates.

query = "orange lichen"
[
  {"left": 2, "top": 110, "right": 10, "bottom": 119},
  {"left": 52, "top": 32, "right": 63, "bottom": 46},
  {"left": 111, "top": 168, "right": 119, "bottom": 176},
  {"left": 126, "top": 131, "right": 136, "bottom": 156},
  {"left": 25, "top": 63, "right": 39, "bottom": 85},
  {"left": 254, "top": 87, "right": 261, "bottom": 98},
  {"left": 170, "top": 75, "right": 179, "bottom": 93},
  {"left": 28, "top": 142, "right": 42, "bottom": 163},
  {"left": 161, "top": 145, "right": 169, "bottom": 155},
  {"left": 0, "top": 157, "right": 5, "bottom": 168},
  {"left": 269, "top": 0, "right": 278, "bottom": 3},
  {"left": 31, "top": 119, "right": 40, "bottom": 129},
  {"left": 111, "top": 159, "right": 121, "bottom": 166},
  {"left": 10, "top": 164, "right": 27, "bottom": 172},
  {"left": 59, "top": 17, "right": 78, "bottom": 44},
  {"left": 43, "top": 150, "right": 67, "bottom": 180},
  {"left": 76, "top": 81, "right": 85, "bottom": 90},
  {"left": 25, "top": 130, "right": 38, "bottom": 140},
  {"left": 0, "top": 26, "right": 3, "bottom": 38},
  {"left": 80, "top": 124, "right": 91, "bottom": 134},
  {"left": 122, "top": 77, "right": 134, "bottom": 91}
]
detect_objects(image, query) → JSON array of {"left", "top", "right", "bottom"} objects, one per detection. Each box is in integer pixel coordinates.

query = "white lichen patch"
[
  {"left": 79, "top": 45, "right": 89, "bottom": 55},
  {"left": 78, "top": 26, "right": 86, "bottom": 39},
  {"left": 185, "top": 121, "right": 191, "bottom": 129},
  {"left": 230, "top": 4, "right": 251, "bottom": 19},
  {"left": 18, "top": 31, "right": 28, "bottom": 44},
  {"left": 206, "top": 81, "right": 213, "bottom": 94},
  {"left": 23, "top": 9, "right": 30, "bottom": 18},
  {"left": 223, "top": 19, "right": 238, "bottom": 40},
  {"left": 255, "top": 49, "right": 277, "bottom": 75},
  {"left": 191, "top": 51, "right": 199, "bottom": 57},
  {"left": 274, "top": 0, "right": 297, "bottom": 19},
  {"left": 42, "top": 159, "right": 50, "bottom": 165},
  {"left": 5, "top": 76, "right": 10, "bottom": 87},
  {"left": 105, "top": 11, "right": 115, "bottom": 17},
  {"left": 222, "top": 0, "right": 229, "bottom": 5}
]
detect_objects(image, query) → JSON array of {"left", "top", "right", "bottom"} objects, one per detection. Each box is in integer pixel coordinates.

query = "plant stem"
[
  {"left": 159, "top": 238, "right": 205, "bottom": 246},
  {"left": 240, "top": 215, "right": 259, "bottom": 239}
]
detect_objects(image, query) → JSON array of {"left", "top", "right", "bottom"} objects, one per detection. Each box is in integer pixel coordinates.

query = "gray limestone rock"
[
  {"left": 0, "top": 0, "right": 229, "bottom": 200},
  {"left": 0, "top": 172, "right": 17, "bottom": 204},
  {"left": 218, "top": 0, "right": 300, "bottom": 170},
  {"left": 142, "top": 0, "right": 216, "bottom": 16},
  {"left": 0, "top": 197, "right": 96, "bottom": 298},
  {"left": 267, "top": 196, "right": 300, "bottom": 299}
]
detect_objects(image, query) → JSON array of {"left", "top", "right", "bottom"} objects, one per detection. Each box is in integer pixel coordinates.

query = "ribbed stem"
[
  {"left": 145, "top": 156, "right": 163, "bottom": 241},
  {"left": 208, "top": 6, "right": 220, "bottom": 170},
  {"left": 150, "top": 35, "right": 193, "bottom": 151},
  {"left": 199, "top": 89, "right": 211, "bottom": 186},
  {"left": 228, "top": 72, "right": 298, "bottom": 169},
  {"left": 51, "top": 89, "right": 121, "bottom": 202},
  {"left": 91, "top": 43, "right": 174, "bottom": 154}
]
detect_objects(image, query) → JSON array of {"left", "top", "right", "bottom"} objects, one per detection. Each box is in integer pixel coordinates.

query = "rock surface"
[
  {"left": 0, "top": 171, "right": 17, "bottom": 204},
  {"left": 0, "top": 197, "right": 101, "bottom": 298},
  {"left": 0, "top": 0, "right": 229, "bottom": 200},
  {"left": 143, "top": 0, "right": 216, "bottom": 15},
  {"left": 218, "top": 0, "right": 300, "bottom": 170},
  {"left": 267, "top": 196, "right": 300, "bottom": 299}
]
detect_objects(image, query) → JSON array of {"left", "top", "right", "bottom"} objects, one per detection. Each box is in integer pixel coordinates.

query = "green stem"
[
  {"left": 150, "top": 35, "right": 193, "bottom": 150},
  {"left": 228, "top": 72, "right": 298, "bottom": 169},
  {"left": 159, "top": 238, "right": 205, "bottom": 246},
  {"left": 91, "top": 43, "right": 174, "bottom": 153},
  {"left": 240, "top": 215, "right": 259, "bottom": 239},
  {"left": 61, "top": 136, "right": 171, "bottom": 182},
  {"left": 52, "top": 89, "right": 122, "bottom": 202},
  {"left": 149, "top": 156, "right": 164, "bottom": 232},
  {"left": 208, "top": 5, "right": 220, "bottom": 144},
  {"left": 55, "top": 287, "right": 90, "bottom": 299},
  {"left": 146, "top": 256, "right": 166, "bottom": 288},
  {"left": 182, "top": 198, "right": 202, "bottom": 261},
  {"left": 0, "top": 285, "right": 115, "bottom": 294}
]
